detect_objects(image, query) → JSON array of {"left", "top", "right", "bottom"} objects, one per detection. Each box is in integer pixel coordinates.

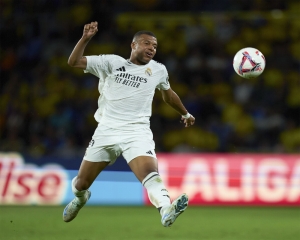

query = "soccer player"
[{"left": 63, "top": 21, "right": 195, "bottom": 227}]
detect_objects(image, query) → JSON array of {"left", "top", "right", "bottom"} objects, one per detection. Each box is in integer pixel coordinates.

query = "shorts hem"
[
  {"left": 83, "top": 159, "right": 111, "bottom": 164},
  {"left": 125, "top": 154, "right": 157, "bottom": 164}
]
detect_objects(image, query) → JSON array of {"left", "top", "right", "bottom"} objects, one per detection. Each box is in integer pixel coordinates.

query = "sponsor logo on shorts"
[{"left": 146, "top": 150, "right": 153, "bottom": 155}]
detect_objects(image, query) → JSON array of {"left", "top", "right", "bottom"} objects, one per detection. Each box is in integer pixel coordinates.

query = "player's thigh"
[
  {"left": 80, "top": 144, "right": 120, "bottom": 182},
  {"left": 77, "top": 132, "right": 122, "bottom": 188},
  {"left": 122, "top": 133, "right": 158, "bottom": 182},
  {"left": 128, "top": 155, "right": 158, "bottom": 182}
]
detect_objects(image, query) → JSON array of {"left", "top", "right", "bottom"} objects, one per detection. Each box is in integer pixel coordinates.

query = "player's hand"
[
  {"left": 83, "top": 21, "right": 98, "bottom": 39},
  {"left": 181, "top": 115, "right": 195, "bottom": 127}
]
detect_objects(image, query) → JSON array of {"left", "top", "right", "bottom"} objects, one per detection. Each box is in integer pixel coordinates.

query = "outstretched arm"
[
  {"left": 161, "top": 88, "right": 195, "bottom": 127},
  {"left": 68, "top": 21, "right": 98, "bottom": 69}
]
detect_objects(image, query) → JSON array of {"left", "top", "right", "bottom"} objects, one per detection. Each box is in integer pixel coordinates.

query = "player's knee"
[
  {"left": 140, "top": 161, "right": 158, "bottom": 174},
  {"left": 75, "top": 177, "right": 91, "bottom": 191}
]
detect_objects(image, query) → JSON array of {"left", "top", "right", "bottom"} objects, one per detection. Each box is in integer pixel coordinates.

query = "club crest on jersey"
[{"left": 145, "top": 68, "right": 152, "bottom": 77}]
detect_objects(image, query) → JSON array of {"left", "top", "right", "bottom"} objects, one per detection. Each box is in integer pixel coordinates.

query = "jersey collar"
[{"left": 126, "top": 59, "right": 151, "bottom": 66}]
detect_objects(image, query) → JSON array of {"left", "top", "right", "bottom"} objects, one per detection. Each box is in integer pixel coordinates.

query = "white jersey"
[{"left": 84, "top": 54, "right": 170, "bottom": 130}]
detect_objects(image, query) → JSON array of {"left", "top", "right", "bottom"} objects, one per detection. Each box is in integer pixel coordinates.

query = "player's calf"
[{"left": 142, "top": 172, "right": 171, "bottom": 208}]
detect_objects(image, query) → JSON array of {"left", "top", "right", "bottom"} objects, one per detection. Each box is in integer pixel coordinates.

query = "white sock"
[
  {"left": 142, "top": 172, "right": 171, "bottom": 212},
  {"left": 71, "top": 176, "right": 87, "bottom": 203},
  {"left": 159, "top": 205, "right": 170, "bottom": 217}
]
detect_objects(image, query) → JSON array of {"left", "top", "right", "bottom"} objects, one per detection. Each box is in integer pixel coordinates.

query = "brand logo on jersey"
[
  {"left": 145, "top": 68, "right": 152, "bottom": 76},
  {"left": 116, "top": 66, "right": 126, "bottom": 71},
  {"left": 114, "top": 71, "right": 148, "bottom": 89}
]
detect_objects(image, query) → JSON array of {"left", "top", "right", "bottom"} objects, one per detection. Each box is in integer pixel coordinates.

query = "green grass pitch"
[{"left": 1, "top": 206, "right": 299, "bottom": 240}]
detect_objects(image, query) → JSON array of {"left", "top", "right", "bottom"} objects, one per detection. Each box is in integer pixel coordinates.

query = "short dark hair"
[{"left": 133, "top": 30, "right": 156, "bottom": 41}]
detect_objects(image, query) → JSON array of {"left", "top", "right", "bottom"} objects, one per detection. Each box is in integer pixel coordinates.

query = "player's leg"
[
  {"left": 127, "top": 155, "right": 188, "bottom": 227},
  {"left": 63, "top": 126, "right": 120, "bottom": 222},
  {"left": 122, "top": 127, "right": 188, "bottom": 227},
  {"left": 128, "top": 155, "right": 170, "bottom": 207},
  {"left": 72, "top": 160, "right": 110, "bottom": 202},
  {"left": 63, "top": 160, "right": 109, "bottom": 222},
  {"left": 75, "top": 160, "right": 109, "bottom": 190}
]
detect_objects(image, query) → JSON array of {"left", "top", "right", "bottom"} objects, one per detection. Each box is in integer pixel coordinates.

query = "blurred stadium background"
[
  {"left": 0, "top": 0, "right": 299, "bottom": 239},
  {"left": 1, "top": 0, "right": 300, "bottom": 156}
]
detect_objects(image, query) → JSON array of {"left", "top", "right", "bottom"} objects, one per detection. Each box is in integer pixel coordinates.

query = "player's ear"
[{"left": 131, "top": 41, "right": 136, "bottom": 50}]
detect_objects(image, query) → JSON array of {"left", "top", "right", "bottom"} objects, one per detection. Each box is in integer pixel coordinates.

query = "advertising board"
[
  {"left": 144, "top": 154, "right": 300, "bottom": 206},
  {"left": 1, "top": 152, "right": 299, "bottom": 206},
  {"left": 0, "top": 153, "right": 142, "bottom": 205}
]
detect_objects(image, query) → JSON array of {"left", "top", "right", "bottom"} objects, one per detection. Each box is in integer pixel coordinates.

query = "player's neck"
[{"left": 129, "top": 57, "right": 148, "bottom": 66}]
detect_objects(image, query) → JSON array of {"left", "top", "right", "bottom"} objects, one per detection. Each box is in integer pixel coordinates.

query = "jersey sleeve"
[
  {"left": 83, "top": 54, "right": 115, "bottom": 77},
  {"left": 156, "top": 66, "right": 170, "bottom": 91}
]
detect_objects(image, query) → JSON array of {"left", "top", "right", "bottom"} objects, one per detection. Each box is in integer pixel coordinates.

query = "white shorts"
[{"left": 84, "top": 124, "right": 157, "bottom": 165}]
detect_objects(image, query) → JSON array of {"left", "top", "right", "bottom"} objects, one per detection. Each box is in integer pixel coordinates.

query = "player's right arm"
[{"left": 68, "top": 21, "right": 98, "bottom": 69}]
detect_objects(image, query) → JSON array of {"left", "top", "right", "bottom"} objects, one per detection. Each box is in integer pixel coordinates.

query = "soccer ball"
[{"left": 233, "top": 47, "right": 266, "bottom": 79}]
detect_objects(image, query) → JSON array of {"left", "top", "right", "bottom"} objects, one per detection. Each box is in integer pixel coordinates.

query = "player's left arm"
[{"left": 161, "top": 88, "right": 195, "bottom": 127}]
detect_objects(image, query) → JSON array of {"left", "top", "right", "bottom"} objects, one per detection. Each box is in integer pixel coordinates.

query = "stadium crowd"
[{"left": 0, "top": 0, "right": 299, "bottom": 158}]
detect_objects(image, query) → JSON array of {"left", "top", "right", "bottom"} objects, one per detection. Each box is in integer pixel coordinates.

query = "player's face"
[{"left": 131, "top": 34, "right": 157, "bottom": 65}]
